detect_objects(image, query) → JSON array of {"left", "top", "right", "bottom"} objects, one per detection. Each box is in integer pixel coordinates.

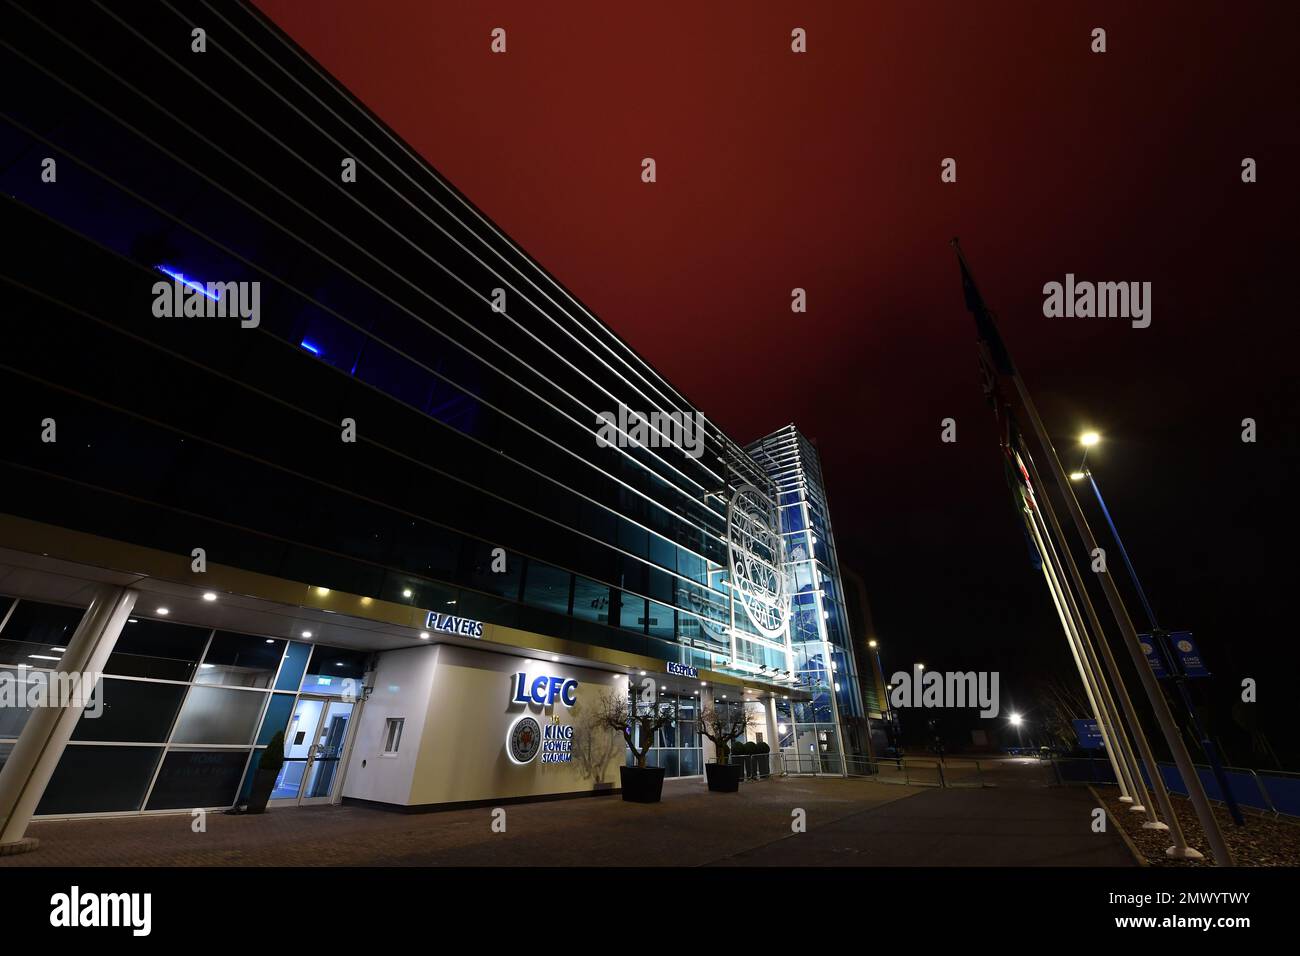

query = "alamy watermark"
[
  {"left": 1042, "top": 273, "right": 1150, "bottom": 328},
  {"left": 0, "top": 665, "right": 103, "bottom": 717},
  {"left": 595, "top": 402, "right": 705, "bottom": 459},
  {"left": 152, "top": 272, "right": 261, "bottom": 328},
  {"left": 890, "top": 665, "right": 1001, "bottom": 717}
]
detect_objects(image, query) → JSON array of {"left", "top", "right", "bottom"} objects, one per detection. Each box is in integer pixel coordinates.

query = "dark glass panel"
[
  {"left": 196, "top": 632, "right": 286, "bottom": 688},
  {"left": 71, "top": 678, "right": 186, "bottom": 743},
  {"left": 521, "top": 561, "right": 571, "bottom": 615},
  {"left": 37, "top": 745, "right": 162, "bottom": 814},
  {"left": 0, "top": 600, "right": 84, "bottom": 665},
  {"left": 104, "top": 617, "right": 211, "bottom": 681},
  {"left": 145, "top": 750, "right": 249, "bottom": 810},
  {"left": 300, "top": 646, "right": 368, "bottom": 696}
]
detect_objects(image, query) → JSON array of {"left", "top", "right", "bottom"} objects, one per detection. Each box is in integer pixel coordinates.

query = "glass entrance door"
[
  {"left": 270, "top": 696, "right": 355, "bottom": 805},
  {"left": 300, "top": 700, "right": 353, "bottom": 805}
]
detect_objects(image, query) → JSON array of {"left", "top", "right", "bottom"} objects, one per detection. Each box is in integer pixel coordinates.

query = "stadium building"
[{"left": 0, "top": 1, "right": 863, "bottom": 845}]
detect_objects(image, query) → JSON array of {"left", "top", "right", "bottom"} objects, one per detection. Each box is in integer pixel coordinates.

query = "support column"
[
  {"left": 699, "top": 685, "right": 718, "bottom": 765},
  {"left": 763, "top": 694, "right": 780, "bottom": 772},
  {"left": 0, "top": 586, "right": 137, "bottom": 851}
]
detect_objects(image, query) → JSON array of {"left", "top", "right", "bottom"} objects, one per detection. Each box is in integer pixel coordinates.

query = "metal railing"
[
  {"left": 720, "top": 750, "right": 1299, "bottom": 811},
  {"left": 735, "top": 752, "right": 999, "bottom": 787},
  {"left": 1053, "top": 756, "right": 1300, "bottom": 819}
]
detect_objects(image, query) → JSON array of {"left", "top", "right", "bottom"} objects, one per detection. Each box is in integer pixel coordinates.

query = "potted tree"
[
  {"left": 244, "top": 729, "right": 285, "bottom": 814},
  {"left": 570, "top": 697, "right": 624, "bottom": 793},
  {"left": 699, "top": 702, "right": 759, "bottom": 792},
  {"left": 598, "top": 687, "right": 676, "bottom": 803}
]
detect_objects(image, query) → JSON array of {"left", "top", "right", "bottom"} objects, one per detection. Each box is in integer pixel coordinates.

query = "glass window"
[
  {"left": 104, "top": 618, "right": 211, "bottom": 681},
  {"left": 521, "top": 561, "right": 571, "bottom": 615},
  {"left": 383, "top": 717, "right": 404, "bottom": 754},
  {"left": 680, "top": 747, "right": 701, "bottom": 776},
  {"left": 71, "top": 678, "right": 186, "bottom": 743},
  {"left": 621, "top": 594, "right": 647, "bottom": 634},
  {"left": 170, "top": 686, "right": 266, "bottom": 745},
  {"left": 659, "top": 749, "right": 679, "bottom": 776},
  {"left": 238, "top": 747, "right": 269, "bottom": 801},
  {"left": 145, "top": 750, "right": 249, "bottom": 810},
  {"left": 37, "top": 745, "right": 162, "bottom": 814},
  {"left": 0, "top": 666, "right": 39, "bottom": 739},
  {"left": 648, "top": 534, "right": 676, "bottom": 573},
  {"left": 572, "top": 578, "right": 612, "bottom": 625},
  {"left": 256, "top": 692, "right": 296, "bottom": 745},
  {"left": 300, "top": 646, "right": 368, "bottom": 696},
  {"left": 646, "top": 601, "right": 675, "bottom": 642},
  {"left": 0, "top": 600, "right": 84, "bottom": 666},
  {"left": 466, "top": 540, "right": 522, "bottom": 599},
  {"left": 274, "top": 641, "right": 311, "bottom": 691},
  {"left": 196, "top": 632, "right": 286, "bottom": 688}
]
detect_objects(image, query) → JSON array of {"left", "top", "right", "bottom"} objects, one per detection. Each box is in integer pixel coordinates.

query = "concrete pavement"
[{"left": 0, "top": 769, "right": 1135, "bottom": 867}]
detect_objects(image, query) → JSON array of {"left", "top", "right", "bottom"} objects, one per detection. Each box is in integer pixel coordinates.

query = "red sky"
[{"left": 254, "top": 0, "right": 1297, "bottom": 729}]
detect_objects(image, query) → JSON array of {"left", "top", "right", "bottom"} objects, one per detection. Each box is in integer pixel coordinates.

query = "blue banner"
[
  {"left": 1138, "top": 633, "right": 1171, "bottom": 678},
  {"left": 1072, "top": 718, "right": 1104, "bottom": 749},
  {"left": 1167, "top": 631, "right": 1210, "bottom": 678}
]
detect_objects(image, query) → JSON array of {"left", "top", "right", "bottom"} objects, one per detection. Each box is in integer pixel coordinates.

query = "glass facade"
[
  {"left": 747, "top": 426, "right": 867, "bottom": 763},
  {"left": 0, "top": 4, "right": 866, "bottom": 799},
  {"left": 623, "top": 688, "right": 704, "bottom": 779},
  {"left": 0, "top": 1, "right": 781, "bottom": 690},
  {"left": 0, "top": 597, "right": 366, "bottom": 816}
]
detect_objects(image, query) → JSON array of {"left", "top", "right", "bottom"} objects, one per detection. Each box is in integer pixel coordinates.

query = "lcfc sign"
[{"left": 512, "top": 672, "right": 578, "bottom": 708}]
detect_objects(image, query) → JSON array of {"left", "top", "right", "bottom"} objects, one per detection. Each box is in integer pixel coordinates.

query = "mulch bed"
[{"left": 1098, "top": 786, "right": 1300, "bottom": 866}]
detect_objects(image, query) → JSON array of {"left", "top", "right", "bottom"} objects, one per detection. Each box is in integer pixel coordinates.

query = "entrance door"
[{"left": 270, "top": 696, "right": 355, "bottom": 806}]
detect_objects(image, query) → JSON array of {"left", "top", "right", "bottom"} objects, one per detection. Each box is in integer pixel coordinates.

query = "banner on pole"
[
  {"left": 1138, "top": 633, "right": 1171, "bottom": 678},
  {"left": 1167, "top": 630, "right": 1210, "bottom": 678}
]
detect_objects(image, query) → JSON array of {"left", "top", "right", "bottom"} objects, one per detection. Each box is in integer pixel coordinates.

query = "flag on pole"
[{"left": 956, "top": 240, "right": 1040, "bottom": 568}]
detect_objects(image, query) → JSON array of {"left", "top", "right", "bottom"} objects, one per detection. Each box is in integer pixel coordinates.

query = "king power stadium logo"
[{"left": 508, "top": 716, "right": 542, "bottom": 764}]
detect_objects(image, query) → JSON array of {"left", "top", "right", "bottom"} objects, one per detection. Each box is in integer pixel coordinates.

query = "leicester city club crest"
[{"left": 508, "top": 716, "right": 542, "bottom": 764}]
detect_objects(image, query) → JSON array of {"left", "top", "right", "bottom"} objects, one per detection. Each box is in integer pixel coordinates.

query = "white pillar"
[
  {"left": 0, "top": 586, "right": 137, "bottom": 850},
  {"left": 764, "top": 695, "right": 782, "bottom": 774},
  {"left": 700, "top": 685, "right": 717, "bottom": 764}
]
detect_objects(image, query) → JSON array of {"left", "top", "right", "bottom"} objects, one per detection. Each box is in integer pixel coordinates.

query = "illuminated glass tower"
[{"left": 747, "top": 425, "right": 867, "bottom": 768}]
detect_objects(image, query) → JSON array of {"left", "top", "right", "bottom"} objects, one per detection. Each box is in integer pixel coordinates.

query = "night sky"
[{"left": 254, "top": 1, "right": 1298, "bottom": 760}]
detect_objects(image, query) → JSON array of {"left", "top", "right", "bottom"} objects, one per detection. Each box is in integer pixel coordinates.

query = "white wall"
[
  {"left": 342, "top": 643, "right": 627, "bottom": 808},
  {"left": 340, "top": 644, "right": 439, "bottom": 806}
]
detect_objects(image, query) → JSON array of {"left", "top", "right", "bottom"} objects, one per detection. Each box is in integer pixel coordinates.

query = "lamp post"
[
  {"left": 873, "top": 642, "right": 904, "bottom": 754},
  {"left": 1073, "top": 434, "right": 1244, "bottom": 826}
]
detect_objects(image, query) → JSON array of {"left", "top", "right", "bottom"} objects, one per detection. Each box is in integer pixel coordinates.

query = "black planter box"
[
  {"left": 619, "top": 765, "right": 666, "bottom": 803},
  {"left": 705, "top": 762, "right": 743, "bottom": 792},
  {"left": 244, "top": 767, "right": 279, "bottom": 814}
]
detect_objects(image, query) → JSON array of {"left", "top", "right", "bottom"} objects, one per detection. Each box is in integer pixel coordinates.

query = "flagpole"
[
  {"left": 1023, "top": 462, "right": 1157, "bottom": 823},
  {"left": 1022, "top": 499, "right": 1131, "bottom": 797},
  {"left": 952, "top": 239, "right": 1232, "bottom": 866},
  {"left": 1019, "top": 453, "right": 1157, "bottom": 822}
]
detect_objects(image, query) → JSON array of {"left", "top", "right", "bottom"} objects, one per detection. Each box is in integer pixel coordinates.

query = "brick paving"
[{"left": 0, "top": 773, "right": 1135, "bottom": 867}]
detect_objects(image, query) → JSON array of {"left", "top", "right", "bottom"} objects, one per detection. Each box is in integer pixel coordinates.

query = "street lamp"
[
  {"left": 867, "top": 640, "right": 901, "bottom": 754},
  {"left": 1072, "top": 431, "right": 1244, "bottom": 825}
]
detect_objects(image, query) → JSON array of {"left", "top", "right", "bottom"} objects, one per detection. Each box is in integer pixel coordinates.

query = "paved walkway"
[{"left": 1, "top": 772, "right": 1135, "bottom": 867}]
